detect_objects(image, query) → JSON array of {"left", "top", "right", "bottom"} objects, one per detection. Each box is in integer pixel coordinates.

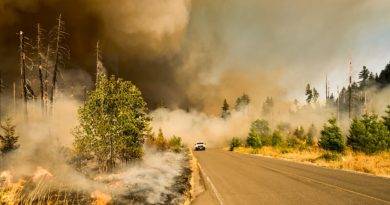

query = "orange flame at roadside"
[
  {"left": 32, "top": 166, "right": 53, "bottom": 182},
  {"left": 91, "top": 190, "right": 112, "bottom": 205}
]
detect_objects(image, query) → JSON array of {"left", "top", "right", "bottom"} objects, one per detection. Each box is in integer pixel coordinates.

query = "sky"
[{"left": 1, "top": 0, "right": 390, "bottom": 113}]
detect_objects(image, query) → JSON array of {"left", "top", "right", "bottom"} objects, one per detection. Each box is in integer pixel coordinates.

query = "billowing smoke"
[{"left": 2, "top": 0, "right": 390, "bottom": 112}]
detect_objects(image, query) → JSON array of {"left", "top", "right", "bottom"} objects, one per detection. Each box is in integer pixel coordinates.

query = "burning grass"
[
  {"left": 0, "top": 150, "right": 192, "bottom": 205},
  {"left": 233, "top": 146, "right": 390, "bottom": 177}
]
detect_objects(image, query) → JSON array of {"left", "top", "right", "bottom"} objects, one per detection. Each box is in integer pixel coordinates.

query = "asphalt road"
[{"left": 192, "top": 149, "right": 390, "bottom": 205}]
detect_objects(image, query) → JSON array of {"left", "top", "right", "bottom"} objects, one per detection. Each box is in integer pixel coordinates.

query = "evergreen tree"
[
  {"left": 246, "top": 119, "right": 271, "bottom": 148},
  {"left": 305, "top": 84, "right": 313, "bottom": 104},
  {"left": 359, "top": 66, "right": 370, "bottom": 87},
  {"left": 312, "top": 88, "right": 319, "bottom": 103},
  {"left": 383, "top": 105, "right": 390, "bottom": 131},
  {"left": 230, "top": 137, "right": 242, "bottom": 151},
  {"left": 348, "top": 113, "right": 390, "bottom": 154},
  {"left": 221, "top": 99, "right": 231, "bottom": 119},
  {"left": 73, "top": 74, "right": 151, "bottom": 172},
  {"left": 156, "top": 128, "right": 167, "bottom": 151},
  {"left": 0, "top": 118, "right": 19, "bottom": 154},
  {"left": 235, "top": 93, "right": 250, "bottom": 111},
  {"left": 319, "top": 117, "right": 345, "bottom": 152},
  {"left": 377, "top": 63, "right": 390, "bottom": 85},
  {"left": 306, "top": 124, "right": 317, "bottom": 146},
  {"left": 262, "top": 97, "right": 274, "bottom": 116}
]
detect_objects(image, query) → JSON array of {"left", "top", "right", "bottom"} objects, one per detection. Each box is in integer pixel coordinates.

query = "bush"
[
  {"left": 294, "top": 126, "right": 306, "bottom": 140},
  {"left": 156, "top": 128, "right": 167, "bottom": 151},
  {"left": 306, "top": 124, "right": 316, "bottom": 146},
  {"left": 168, "top": 135, "right": 183, "bottom": 153},
  {"left": 246, "top": 119, "right": 271, "bottom": 148},
  {"left": 286, "top": 137, "right": 300, "bottom": 148},
  {"left": 271, "top": 131, "right": 283, "bottom": 146},
  {"left": 230, "top": 137, "right": 242, "bottom": 151},
  {"left": 348, "top": 114, "right": 390, "bottom": 154},
  {"left": 319, "top": 117, "right": 345, "bottom": 152},
  {"left": 246, "top": 133, "right": 262, "bottom": 148},
  {"left": 320, "top": 153, "right": 341, "bottom": 161}
]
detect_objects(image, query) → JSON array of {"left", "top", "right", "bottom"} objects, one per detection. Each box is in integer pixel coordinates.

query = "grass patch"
[{"left": 232, "top": 146, "right": 390, "bottom": 177}]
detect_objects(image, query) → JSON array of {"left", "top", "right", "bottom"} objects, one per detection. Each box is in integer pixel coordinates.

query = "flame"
[
  {"left": 91, "top": 190, "right": 112, "bottom": 205},
  {"left": 32, "top": 166, "right": 53, "bottom": 182}
]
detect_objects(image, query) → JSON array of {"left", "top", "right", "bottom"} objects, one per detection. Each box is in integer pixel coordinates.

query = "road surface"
[{"left": 192, "top": 149, "right": 390, "bottom": 205}]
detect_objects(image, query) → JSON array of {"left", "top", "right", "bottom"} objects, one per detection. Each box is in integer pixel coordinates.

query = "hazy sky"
[{"left": 1, "top": 0, "right": 390, "bottom": 112}]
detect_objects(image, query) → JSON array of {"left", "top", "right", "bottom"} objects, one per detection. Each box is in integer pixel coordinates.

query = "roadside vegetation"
[{"left": 229, "top": 106, "right": 390, "bottom": 177}]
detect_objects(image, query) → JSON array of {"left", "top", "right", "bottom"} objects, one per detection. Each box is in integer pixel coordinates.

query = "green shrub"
[
  {"left": 156, "top": 128, "right": 167, "bottom": 151},
  {"left": 320, "top": 153, "right": 341, "bottom": 161},
  {"left": 246, "top": 133, "right": 262, "bottom": 148},
  {"left": 168, "top": 135, "right": 183, "bottom": 153},
  {"left": 319, "top": 117, "right": 345, "bottom": 152},
  {"left": 246, "top": 119, "right": 271, "bottom": 148},
  {"left": 348, "top": 114, "right": 390, "bottom": 154},
  {"left": 230, "top": 137, "right": 242, "bottom": 151},
  {"left": 287, "top": 137, "right": 300, "bottom": 148},
  {"left": 294, "top": 126, "right": 306, "bottom": 140},
  {"left": 271, "top": 131, "right": 283, "bottom": 146}
]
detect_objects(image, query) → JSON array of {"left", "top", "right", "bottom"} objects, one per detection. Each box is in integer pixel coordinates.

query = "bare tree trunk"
[
  {"left": 19, "top": 31, "right": 27, "bottom": 119},
  {"left": 0, "top": 72, "right": 2, "bottom": 123},
  {"left": 13, "top": 82, "right": 16, "bottom": 115},
  {"left": 96, "top": 40, "right": 100, "bottom": 86},
  {"left": 44, "top": 45, "right": 50, "bottom": 117},
  {"left": 50, "top": 14, "right": 62, "bottom": 115},
  {"left": 37, "top": 24, "right": 45, "bottom": 117}
]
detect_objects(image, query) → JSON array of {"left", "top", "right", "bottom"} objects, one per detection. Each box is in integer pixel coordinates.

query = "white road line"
[{"left": 197, "top": 163, "right": 224, "bottom": 205}]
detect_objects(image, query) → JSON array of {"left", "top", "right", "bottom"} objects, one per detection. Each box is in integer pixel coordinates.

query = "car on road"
[{"left": 194, "top": 142, "right": 206, "bottom": 151}]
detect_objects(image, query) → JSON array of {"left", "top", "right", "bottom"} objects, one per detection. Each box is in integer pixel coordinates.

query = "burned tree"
[
  {"left": 36, "top": 23, "right": 45, "bottom": 116},
  {"left": 19, "top": 31, "right": 28, "bottom": 118},
  {"left": 49, "top": 14, "right": 69, "bottom": 113}
]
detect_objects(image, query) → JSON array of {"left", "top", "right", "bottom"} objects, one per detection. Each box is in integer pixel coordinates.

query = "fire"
[
  {"left": 32, "top": 166, "right": 53, "bottom": 182},
  {"left": 91, "top": 190, "right": 112, "bottom": 205}
]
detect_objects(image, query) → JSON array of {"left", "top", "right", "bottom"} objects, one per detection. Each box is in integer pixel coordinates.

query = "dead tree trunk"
[
  {"left": 0, "top": 72, "right": 3, "bottom": 123},
  {"left": 50, "top": 14, "right": 63, "bottom": 114},
  {"left": 37, "top": 24, "right": 45, "bottom": 117},
  {"left": 44, "top": 45, "right": 50, "bottom": 117},
  {"left": 19, "top": 31, "right": 28, "bottom": 119}
]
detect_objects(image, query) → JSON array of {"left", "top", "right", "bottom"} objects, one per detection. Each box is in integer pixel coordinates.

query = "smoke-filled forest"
[{"left": 1, "top": 0, "right": 390, "bottom": 205}]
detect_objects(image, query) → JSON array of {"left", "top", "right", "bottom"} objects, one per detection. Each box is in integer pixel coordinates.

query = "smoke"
[{"left": 2, "top": 0, "right": 390, "bottom": 111}]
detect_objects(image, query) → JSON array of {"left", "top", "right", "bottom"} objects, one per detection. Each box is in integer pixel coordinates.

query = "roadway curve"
[{"left": 192, "top": 149, "right": 390, "bottom": 205}]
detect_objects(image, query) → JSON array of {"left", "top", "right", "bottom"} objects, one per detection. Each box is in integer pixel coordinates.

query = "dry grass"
[{"left": 233, "top": 146, "right": 390, "bottom": 177}]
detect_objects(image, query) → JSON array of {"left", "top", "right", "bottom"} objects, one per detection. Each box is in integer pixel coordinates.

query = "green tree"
[
  {"left": 305, "top": 84, "right": 313, "bottom": 104},
  {"left": 312, "top": 88, "right": 319, "bottom": 103},
  {"left": 319, "top": 117, "right": 345, "bottom": 152},
  {"left": 156, "top": 128, "right": 167, "bottom": 151},
  {"left": 246, "top": 119, "right": 271, "bottom": 148},
  {"left": 383, "top": 105, "right": 390, "bottom": 131},
  {"left": 348, "top": 113, "right": 390, "bottom": 154},
  {"left": 294, "top": 126, "right": 306, "bottom": 140},
  {"left": 230, "top": 137, "right": 242, "bottom": 151},
  {"left": 262, "top": 97, "right": 274, "bottom": 116},
  {"left": 306, "top": 124, "right": 316, "bottom": 146},
  {"left": 271, "top": 131, "right": 283, "bottom": 146},
  {"left": 359, "top": 66, "right": 370, "bottom": 87},
  {"left": 73, "top": 74, "right": 151, "bottom": 172},
  {"left": 235, "top": 93, "right": 250, "bottom": 111},
  {"left": 221, "top": 99, "right": 231, "bottom": 119},
  {"left": 0, "top": 118, "right": 19, "bottom": 154},
  {"left": 168, "top": 135, "right": 183, "bottom": 153}
]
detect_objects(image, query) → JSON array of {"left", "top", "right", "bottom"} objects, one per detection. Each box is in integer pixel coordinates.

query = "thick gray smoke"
[{"left": 2, "top": 0, "right": 390, "bottom": 112}]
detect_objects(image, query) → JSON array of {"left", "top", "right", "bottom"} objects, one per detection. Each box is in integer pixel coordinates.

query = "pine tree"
[
  {"left": 319, "top": 117, "right": 345, "bottom": 152},
  {"left": 0, "top": 118, "right": 19, "bottom": 154},
  {"left": 156, "top": 128, "right": 167, "bottom": 150},
  {"left": 221, "top": 99, "right": 231, "bottom": 119},
  {"left": 359, "top": 66, "right": 370, "bottom": 87},
  {"left": 383, "top": 105, "right": 390, "bottom": 131},
  {"left": 305, "top": 84, "right": 313, "bottom": 104},
  {"left": 348, "top": 113, "right": 390, "bottom": 154},
  {"left": 312, "top": 88, "right": 319, "bottom": 103}
]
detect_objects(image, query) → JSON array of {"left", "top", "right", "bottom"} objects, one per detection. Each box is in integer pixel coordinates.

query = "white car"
[{"left": 194, "top": 142, "right": 206, "bottom": 151}]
